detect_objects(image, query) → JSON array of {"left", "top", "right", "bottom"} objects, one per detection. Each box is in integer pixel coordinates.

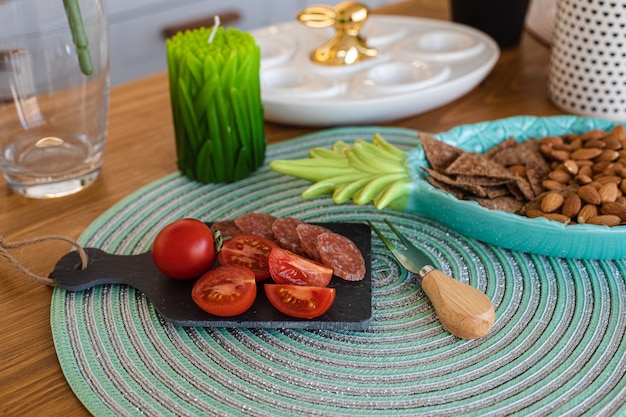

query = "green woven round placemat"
[{"left": 51, "top": 127, "right": 626, "bottom": 416}]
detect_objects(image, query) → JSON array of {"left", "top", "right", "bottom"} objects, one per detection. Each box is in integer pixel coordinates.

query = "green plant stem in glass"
[
  {"left": 166, "top": 25, "right": 266, "bottom": 183},
  {"left": 63, "top": 0, "right": 93, "bottom": 76}
]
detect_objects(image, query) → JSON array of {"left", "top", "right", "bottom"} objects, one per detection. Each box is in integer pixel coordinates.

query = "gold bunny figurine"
[{"left": 298, "top": 1, "right": 378, "bottom": 65}]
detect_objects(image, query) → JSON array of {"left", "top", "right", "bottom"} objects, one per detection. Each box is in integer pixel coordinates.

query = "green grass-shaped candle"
[{"left": 166, "top": 21, "right": 266, "bottom": 183}]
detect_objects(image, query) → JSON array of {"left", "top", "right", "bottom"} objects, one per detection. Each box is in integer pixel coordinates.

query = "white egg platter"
[{"left": 252, "top": 15, "right": 500, "bottom": 127}]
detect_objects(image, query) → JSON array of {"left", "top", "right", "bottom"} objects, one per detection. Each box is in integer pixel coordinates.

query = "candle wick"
[{"left": 208, "top": 15, "right": 221, "bottom": 44}]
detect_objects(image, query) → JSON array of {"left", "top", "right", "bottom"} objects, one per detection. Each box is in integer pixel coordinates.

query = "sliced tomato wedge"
[
  {"left": 191, "top": 265, "right": 257, "bottom": 317},
  {"left": 264, "top": 284, "right": 336, "bottom": 319},
  {"left": 218, "top": 234, "right": 278, "bottom": 281},
  {"left": 268, "top": 247, "right": 333, "bottom": 287}
]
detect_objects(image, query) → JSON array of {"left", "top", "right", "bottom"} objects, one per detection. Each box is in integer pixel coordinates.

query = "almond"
[
  {"left": 539, "top": 136, "right": 564, "bottom": 147},
  {"left": 561, "top": 193, "right": 582, "bottom": 218},
  {"left": 577, "top": 184, "right": 602, "bottom": 205},
  {"left": 599, "top": 182, "right": 620, "bottom": 203},
  {"left": 550, "top": 149, "right": 571, "bottom": 162},
  {"left": 601, "top": 163, "right": 617, "bottom": 176},
  {"left": 581, "top": 129, "right": 607, "bottom": 141},
  {"left": 584, "top": 139, "right": 606, "bottom": 149},
  {"left": 539, "top": 143, "right": 553, "bottom": 156},
  {"left": 575, "top": 174, "right": 593, "bottom": 185},
  {"left": 543, "top": 213, "right": 571, "bottom": 224},
  {"left": 541, "top": 192, "right": 565, "bottom": 212},
  {"left": 542, "top": 179, "right": 567, "bottom": 191},
  {"left": 569, "top": 137, "right": 583, "bottom": 150},
  {"left": 604, "top": 136, "right": 623, "bottom": 150},
  {"left": 563, "top": 159, "right": 579, "bottom": 175},
  {"left": 579, "top": 165, "right": 594, "bottom": 177},
  {"left": 525, "top": 209, "right": 546, "bottom": 218},
  {"left": 586, "top": 214, "right": 621, "bottom": 226},
  {"left": 598, "top": 149, "right": 620, "bottom": 162},
  {"left": 601, "top": 201, "right": 626, "bottom": 221},
  {"left": 594, "top": 175, "right": 622, "bottom": 185},
  {"left": 508, "top": 164, "right": 527, "bottom": 177},
  {"left": 577, "top": 204, "right": 598, "bottom": 224},
  {"left": 609, "top": 124, "right": 626, "bottom": 141},
  {"left": 553, "top": 143, "right": 575, "bottom": 152},
  {"left": 592, "top": 161, "right": 611, "bottom": 173},
  {"left": 571, "top": 147, "right": 603, "bottom": 160},
  {"left": 548, "top": 169, "right": 571, "bottom": 184}
]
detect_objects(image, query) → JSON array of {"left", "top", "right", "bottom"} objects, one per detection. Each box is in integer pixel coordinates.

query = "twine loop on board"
[{"left": 0, "top": 235, "right": 88, "bottom": 286}]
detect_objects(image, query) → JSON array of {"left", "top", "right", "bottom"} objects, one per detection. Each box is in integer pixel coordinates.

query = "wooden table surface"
[{"left": 0, "top": 1, "right": 563, "bottom": 415}]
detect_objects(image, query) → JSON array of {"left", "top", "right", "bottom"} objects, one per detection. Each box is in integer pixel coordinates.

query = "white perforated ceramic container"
[{"left": 548, "top": 0, "right": 626, "bottom": 120}]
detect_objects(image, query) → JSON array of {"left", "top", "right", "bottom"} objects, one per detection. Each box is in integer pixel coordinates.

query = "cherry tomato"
[
  {"left": 151, "top": 218, "right": 216, "bottom": 280},
  {"left": 191, "top": 265, "right": 257, "bottom": 317},
  {"left": 264, "top": 284, "right": 336, "bottom": 319},
  {"left": 218, "top": 234, "right": 278, "bottom": 281},
  {"left": 268, "top": 247, "right": 333, "bottom": 287}
]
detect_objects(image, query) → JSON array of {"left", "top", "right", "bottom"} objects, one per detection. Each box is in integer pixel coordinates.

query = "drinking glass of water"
[{"left": 0, "top": 0, "right": 109, "bottom": 198}]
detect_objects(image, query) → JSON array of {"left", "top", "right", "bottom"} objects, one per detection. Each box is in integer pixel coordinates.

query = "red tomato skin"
[
  {"left": 151, "top": 218, "right": 216, "bottom": 280},
  {"left": 264, "top": 284, "right": 336, "bottom": 319},
  {"left": 218, "top": 234, "right": 278, "bottom": 281},
  {"left": 192, "top": 265, "right": 257, "bottom": 317},
  {"left": 268, "top": 247, "right": 333, "bottom": 287}
]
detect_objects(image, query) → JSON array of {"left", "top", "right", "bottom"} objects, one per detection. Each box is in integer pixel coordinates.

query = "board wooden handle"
[{"left": 421, "top": 269, "right": 495, "bottom": 340}]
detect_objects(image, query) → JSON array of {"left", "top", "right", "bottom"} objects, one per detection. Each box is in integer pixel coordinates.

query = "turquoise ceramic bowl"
[{"left": 405, "top": 115, "right": 626, "bottom": 260}]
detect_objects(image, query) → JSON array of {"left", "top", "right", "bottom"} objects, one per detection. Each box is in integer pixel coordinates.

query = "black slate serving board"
[{"left": 51, "top": 222, "right": 372, "bottom": 330}]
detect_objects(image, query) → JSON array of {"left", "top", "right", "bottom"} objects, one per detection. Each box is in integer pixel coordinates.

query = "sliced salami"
[
  {"left": 295, "top": 223, "right": 331, "bottom": 262},
  {"left": 210, "top": 220, "right": 243, "bottom": 240},
  {"left": 271, "top": 217, "right": 308, "bottom": 256},
  {"left": 234, "top": 212, "right": 277, "bottom": 241},
  {"left": 316, "top": 232, "right": 366, "bottom": 281}
]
